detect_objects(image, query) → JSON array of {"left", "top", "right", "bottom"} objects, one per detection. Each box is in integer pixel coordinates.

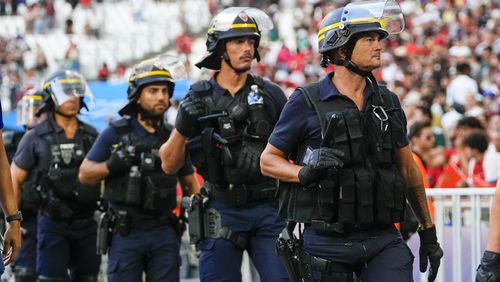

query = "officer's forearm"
[
  {"left": 180, "top": 174, "right": 201, "bottom": 196},
  {"left": 486, "top": 180, "right": 500, "bottom": 253},
  {"left": 260, "top": 144, "right": 301, "bottom": 183},
  {"left": 407, "top": 185, "right": 433, "bottom": 229},
  {"left": 0, "top": 139, "right": 18, "bottom": 215},
  {"left": 79, "top": 159, "right": 108, "bottom": 185},
  {"left": 160, "top": 129, "right": 187, "bottom": 174}
]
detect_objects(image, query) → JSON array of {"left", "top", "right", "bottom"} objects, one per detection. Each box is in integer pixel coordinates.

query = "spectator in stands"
[
  {"left": 409, "top": 121, "right": 434, "bottom": 188},
  {"left": 476, "top": 179, "right": 500, "bottom": 281},
  {"left": 97, "top": 62, "right": 109, "bottom": 81},
  {"left": 64, "top": 42, "right": 80, "bottom": 71},
  {"left": 463, "top": 131, "right": 492, "bottom": 187},
  {"left": 484, "top": 114, "right": 500, "bottom": 184},
  {"left": 446, "top": 62, "right": 478, "bottom": 108},
  {"left": 0, "top": 0, "right": 18, "bottom": 15}
]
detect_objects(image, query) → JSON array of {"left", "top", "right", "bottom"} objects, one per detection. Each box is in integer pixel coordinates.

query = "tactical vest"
[
  {"left": 32, "top": 117, "right": 100, "bottom": 210},
  {"left": 187, "top": 75, "right": 274, "bottom": 187},
  {"left": 278, "top": 83, "right": 407, "bottom": 226},
  {"left": 104, "top": 118, "right": 178, "bottom": 213}
]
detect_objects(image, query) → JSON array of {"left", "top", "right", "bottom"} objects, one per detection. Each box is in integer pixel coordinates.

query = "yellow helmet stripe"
[
  {"left": 43, "top": 78, "right": 83, "bottom": 88},
  {"left": 130, "top": 70, "right": 172, "bottom": 82},
  {"left": 317, "top": 18, "right": 380, "bottom": 41},
  {"left": 22, "top": 95, "right": 43, "bottom": 101},
  {"left": 208, "top": 23, "right": 257, "bottom": 33}
]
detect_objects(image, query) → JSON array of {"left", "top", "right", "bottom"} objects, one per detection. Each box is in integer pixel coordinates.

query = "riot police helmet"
[
  {"left": 195, "top": 7, "right": 273, "bottom": 70},
  {"left": 119, "top": 54, "right": 187, "bottom": 116},
  {"left": 317, "top": 0, "right": 404, "bottom": 72},
  {"left": 40, "top": 70, "right": 94, "bottom": 114},
  {"left": 16, "top": 88, "right": 45, "bottom": 129}
]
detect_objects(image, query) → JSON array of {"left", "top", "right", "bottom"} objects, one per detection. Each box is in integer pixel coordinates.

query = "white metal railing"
[{"left": 422, "top": 188, "right": 496, "bottom": 282}]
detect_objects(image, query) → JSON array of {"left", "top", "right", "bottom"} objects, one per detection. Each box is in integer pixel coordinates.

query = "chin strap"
[{"left": 222, "top": 51, "right": 249, "bottom": 75}]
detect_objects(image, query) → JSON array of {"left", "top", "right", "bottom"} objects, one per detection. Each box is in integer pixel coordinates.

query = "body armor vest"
[
  {"left": 31, "top": 117, "right": 100, "bottom": 212},
  {"left": 187, "top": 75, "right": 275, "bottom": 188},
  {"left": 278, "top": 83, "right": 407, "bottom": 225},
  {"left": 104, "top": 118, "right": 178, "bottom": 213}
]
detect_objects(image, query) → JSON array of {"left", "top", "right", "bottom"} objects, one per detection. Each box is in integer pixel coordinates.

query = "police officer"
[
  {"left": 6, "top": 89, "right": 45, "bottom": 282},
  {"left": 477, "top": 178, "right": 500, "bottom": 281},
  {"left": 160, "top": 7, "right": 289, "bottom": 282},
  {"left": 260, "top": 1, "right": 443, "bottom": 281},
  {"left": 79, "top": 55, "right": 200, "bottom": 282},
  {"left": 11, "top": 70, "right": 101, "bottom": 282},
  {"left": 0, "top": 99, "right": 22, "bottom": 277}
]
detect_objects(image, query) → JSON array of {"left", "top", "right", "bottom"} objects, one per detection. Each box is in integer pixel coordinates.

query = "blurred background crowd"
[{"left": 1, "top": 0, "right": 499, "bottom": 189}]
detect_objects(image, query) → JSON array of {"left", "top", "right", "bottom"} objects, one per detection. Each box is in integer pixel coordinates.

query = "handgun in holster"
[
  {"left": 95, "top": 210, "right": 114, "bottom": 255},
  {"left": 276, "top": 222, "right": 313, "bottom": 282},
  {"left": 183, "top": 193, "right": 206, "bottom": 246}
]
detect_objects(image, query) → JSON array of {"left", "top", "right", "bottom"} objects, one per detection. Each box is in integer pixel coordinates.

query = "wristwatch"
[{"left": 5, "top": 211, "right": 23, "bottom": 223}]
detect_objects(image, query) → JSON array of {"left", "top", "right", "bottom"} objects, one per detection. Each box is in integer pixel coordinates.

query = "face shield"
[
  {"left": 45, "top": 71, "right": 94, "bottom": 107},
  {"left": 342, "top": 0, "right": 404, "bottom": 35},
  {"left": 208, "top": 7, "right": 274, "bottom": 33},
  {"left": 16, "top": 90, "right": 44, "bottom": 128},
  {"left": 151, "top": 54, "right": 187, "bottom": 81}
]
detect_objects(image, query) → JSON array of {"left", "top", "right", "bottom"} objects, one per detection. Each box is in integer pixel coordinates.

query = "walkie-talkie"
[{"left": 321, "top": 113, "right": 341, "bottom": 147}]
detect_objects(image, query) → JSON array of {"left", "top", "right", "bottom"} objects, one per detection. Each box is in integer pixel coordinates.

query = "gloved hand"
[
  {"left": 476, "top": 250, "right": 500, "bottom": 282},
  {"left": 106, "top": 147, "right": 134, "bottom": 176},
  {"left": 298, "top": 147, "right": 344, "bottom": 188},
  {"left": 175, "top": 95, "right": 207, "bottom": 138},
  {"left": 418, "top": 225, "right": 444, "bottom": 282},
  {"left": 237, "top": 141, "right": 265, "bottom": 179}
]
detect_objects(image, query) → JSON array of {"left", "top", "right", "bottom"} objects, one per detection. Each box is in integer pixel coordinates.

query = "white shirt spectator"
[
  {"left": 483, "top": 143, "right": 500, "bottom": 183},
  {"left": 446, "top": 74, "right": 478, "bottom": 107}
]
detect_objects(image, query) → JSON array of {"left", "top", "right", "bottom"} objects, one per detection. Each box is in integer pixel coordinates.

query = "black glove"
[
  {"left": 175, "top": 95, "right": 207, "bottom": 137},
  {"left": 41, "top": 189, "right": 73, "bottom": 219},
  {"left": 106, "top": 148, "right": 134, "bottom": 176},
  {"left": 237, "top": 140, "right": 265, "bottom": 179},
  {"left": 477, "top": 250, "right": 500, "bottom": 282},
  {"left": 418, "top": 225, "right": 444, "bottom": 282},
  {"left": 298, "top": 147, "right": 344, "bottom": 188}
]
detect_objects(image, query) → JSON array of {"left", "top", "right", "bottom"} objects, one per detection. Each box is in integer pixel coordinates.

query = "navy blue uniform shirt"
[
  {"left": 269, "top": 72, "right": 409, "bottom": 156},
  {"left": 86, "top": 118, "right": 194, "bottom": 176}
]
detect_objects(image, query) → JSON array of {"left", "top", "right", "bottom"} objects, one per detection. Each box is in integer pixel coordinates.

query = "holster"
[
  {"left": 276, "top": 223, "right": 313, "bottom": 282},
  {"left": 95, "top": 210, "right": 114, "bottom": 255}
]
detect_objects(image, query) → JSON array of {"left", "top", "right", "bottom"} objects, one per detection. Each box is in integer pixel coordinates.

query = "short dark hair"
[
  {"left": 456, "top": 62, "right": 471, "bottom": 74},
  {"left": 463, "top": 131, "right": 489, "bottom": 153},
  {"left": 457, "top": 116, "right": 484, "bottom": 130},
  {"left": 409, "top": 121, "right": 432, "bottom": 140}
]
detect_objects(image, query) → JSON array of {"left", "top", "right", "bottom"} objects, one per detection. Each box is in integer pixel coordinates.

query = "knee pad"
[
  {"left": 14, "top": 266, "right": 37, "bottom": 282},
  {"left": 75, "top": 275, "right": 98, "bottom": 282},
  {"left": 37, "top": 276, "right": 67, "bottom": 282}
]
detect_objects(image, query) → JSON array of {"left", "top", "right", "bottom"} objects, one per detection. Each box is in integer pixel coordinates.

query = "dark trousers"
[
  {"left": 15, "top": 214, "right": 37, "bottom": 272},
  {"left": 198, "top": 199, "right": 289, "bottom": 282},
  {"left": 107, "top": 225, "right": 181, "bottom": 282},
  {"left": 303, "top": 225, "right": 414, "bottom": 282},
  {"left": 36, "top": 214, "right": 100, "bottom": 280}
]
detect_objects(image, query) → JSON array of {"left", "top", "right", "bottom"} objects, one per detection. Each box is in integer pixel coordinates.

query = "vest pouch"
[
  {"left": 75, "top": 183, "right": 100, "bottom": 205},
  {"left": 234, "top": 138, "right": 266, "bottom": 184},
  {"left": 317, "top": 176, "right": 337, "bottom": 221},
  {"left": 277, "top": 181, "right": 318, "bottom": 223},
  {"left": 343, "top": 111, "right": 364, "bottom": 164},
  {"left": 104, "top": 177, "right": 128, "bottom": 202},
  {"left": 125, "top": 166, "right": 142, "bottom": 205},
  {"left": 375, "top": 169, "right": 396, "bottom": 224},
  {"left": 355, "top": 169, "right": 374, "bottom": 223},
  {"left": 391, "top": 173, "right": 407, "bottom": 222},
  {"left": 143, "top": 175, "right": 177, "bottom": 212},
  {"left": 337, "top": 169, "right": 356, "bottom": 224},
  {"left": 330, "top": 115, "right": 351, "bottom": 165},
  {"left": 49, "top": 168, "right": 78, "bottom": 198},
  {"left": 187, "top": 136, "right": 209, "bottom": 180}
]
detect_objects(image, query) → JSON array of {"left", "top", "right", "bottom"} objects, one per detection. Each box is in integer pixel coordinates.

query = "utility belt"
[
  {"left": 205, "top": 181, "right": 276, "bottom": 207},
  {"left": 307, "top": 220, "right": 392, "bottom": 235}
]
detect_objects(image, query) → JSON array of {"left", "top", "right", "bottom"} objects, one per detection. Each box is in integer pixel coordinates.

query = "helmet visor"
[
  {"left": 129, "top": 58, "right": 176, "bottom": 84},
  {"left": 45, "top": 71, "right": 94, "bottom": 107},
  {"left": 209, "top": 7, "right": 273, "bottom": 33},
  {"left": 153, "top": 54, "right": 187, "bottom": 80},
  {"left": 343, "top": 0, "right": 404, "bottom": 35},
  {"left": 16, "top": 91, "right": 43, "bottom": 127}
]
